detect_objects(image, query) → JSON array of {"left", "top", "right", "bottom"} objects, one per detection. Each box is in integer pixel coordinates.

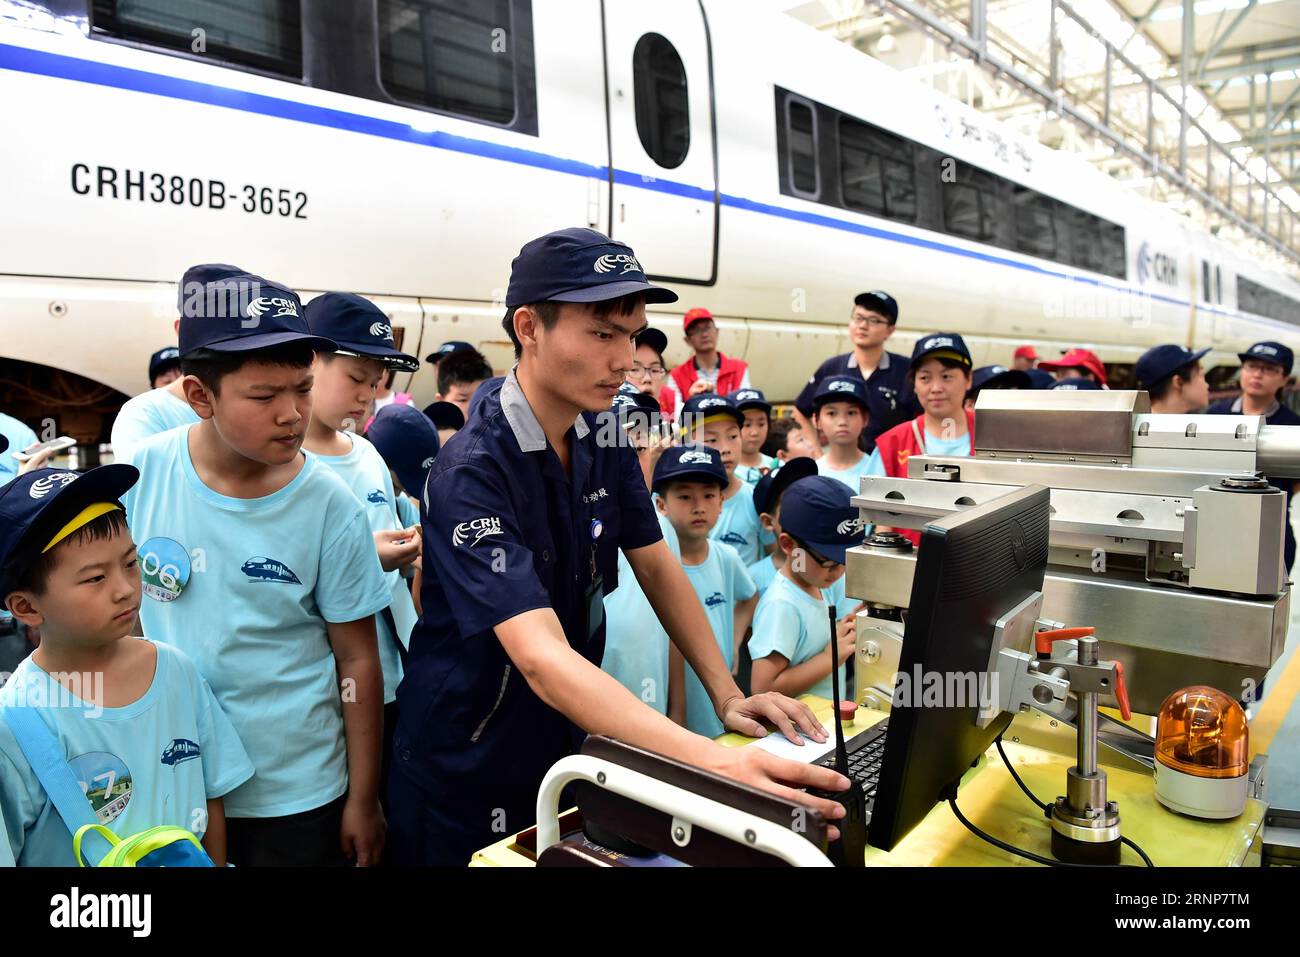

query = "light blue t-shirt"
[
  {"left": 736, "top": 457, "right": 779, "bottom": 487},
  {"left": 0, "top": 412, "right": 37, "bottom": 487},
  {"left": 710, "top": 482, "right": 763, "bottom": 565},
  {"left": 120, "top": 426, "right": 390, "bottom": 818},
  {"left": 746, "top": 556, "right": 860, "bottom": 618},
  {"left": 109, "top": 388, "right": 200, "bottom": 460},
  {"left": 603, "top": 506, "right": 679, "bottom": 714},
  {"left": 682, "top": 541, "right": 756, "bottom": 738},
  {"left": 748, "top": 573, "right": 847, "bottom": 702},
  {"left": 866, "top": 432, "right": 972, "bottom": 475},
  {"left": 396, "top": 493, "right": 420, "bottom": 529},
  {"left": 313, "top": 433, "right": 415, "bottom": 705},
  {"left": 0, "top": 640, "right": 253, "bottom": 866},
  {"left": 817, "top": 451, "right": 874, "bottom": 495}
]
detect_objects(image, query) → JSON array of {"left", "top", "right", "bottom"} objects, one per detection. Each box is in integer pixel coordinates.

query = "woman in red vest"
[
  {"left": 660, "top": 308, "right": 751, "bottom": 421},
  {"left": 866, "top": 333, "right": 976, "bottom": 545}
]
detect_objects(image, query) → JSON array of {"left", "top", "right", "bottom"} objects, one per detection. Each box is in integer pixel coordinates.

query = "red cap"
[
  {"left": 1038, "top": 348, "right": 1107, "bottom": 386},
  {"left": 683, "top": 307, "right": 714, "bottom": 333},
  {"left": 1013, "top": 345, "right": 1039, "bottom": 361}
]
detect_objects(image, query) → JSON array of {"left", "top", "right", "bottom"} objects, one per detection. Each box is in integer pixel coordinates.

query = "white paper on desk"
[{"left": 750, "top": 730, "right": 837, "bottom": 764}]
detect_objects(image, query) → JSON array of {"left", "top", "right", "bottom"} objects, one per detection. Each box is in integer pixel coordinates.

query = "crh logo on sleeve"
[
  {"left": 368, "top": 321, "right": 393, "bottom": 340},
  {"left": 246, "top": 297, "right": 300, "bottom": 320},
  {"left": 593, "top": 253, "right": 642, "bottom": 275},
  {"left": 421, "top": 456, "right": 435, "bottom": 469},
  {"left": 28, "top": 473, "right": 77, "bottom": 499},
  {"left": 453, "top": 516, "right": 503, "bottom": 547}
]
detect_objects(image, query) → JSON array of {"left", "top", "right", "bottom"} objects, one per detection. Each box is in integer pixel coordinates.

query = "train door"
[{"left": 603, "top": 0, "right": 718, "bottom": 284}]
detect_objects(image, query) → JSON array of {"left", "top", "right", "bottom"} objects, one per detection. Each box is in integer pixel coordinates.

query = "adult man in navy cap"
[
  {"left": 389, "top": 228, "right": 849, "bottom": 865},
  {"left": 1135, "top": 345, "right": 1210, "bottom": 414},
  {"left": 1208, "top": 341, "right": 1300, "bottom": 572},
  {"left": 794, "top": 291, "right": 919, "bottom": 454}
]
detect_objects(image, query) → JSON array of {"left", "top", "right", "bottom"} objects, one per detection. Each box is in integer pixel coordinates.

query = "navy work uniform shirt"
[
  {"left": 795, "top": 350, "right": 919, "bottom": 451},
  {"left": 392, "top": 371, "right": 663, "bottom": 848},
  {"left": 1207, "top": 396, "right": 1300, "bottom": 572}
]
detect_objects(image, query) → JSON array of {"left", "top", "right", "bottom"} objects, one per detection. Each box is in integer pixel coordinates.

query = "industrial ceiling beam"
[{"left": 1194, "top": 0, "right": 1258, "bottom": 79}]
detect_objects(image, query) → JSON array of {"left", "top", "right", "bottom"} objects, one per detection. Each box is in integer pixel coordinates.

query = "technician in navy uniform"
[
  {"left": 793, "top": 291, "right": 919, "bottom": 454},
  {"left": 388, "top": 228, "right": 849, "bottom": 866},
  {"left": 1206, "top": 340, "right": 1300, "bottom": 573}
]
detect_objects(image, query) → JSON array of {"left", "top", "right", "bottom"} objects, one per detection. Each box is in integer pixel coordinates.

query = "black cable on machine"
[{"left": 941, "top": 733, "right": 1154, "bottom": 868}]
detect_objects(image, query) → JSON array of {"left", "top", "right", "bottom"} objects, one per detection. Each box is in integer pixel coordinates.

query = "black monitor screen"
[{"left": 867, "top": 485, "right": 1051, "bottom": 851}]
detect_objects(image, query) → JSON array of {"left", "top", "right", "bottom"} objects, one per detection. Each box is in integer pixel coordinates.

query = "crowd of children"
[{"left": 1, "top": 246, "right": 1287, "bottom": 868}]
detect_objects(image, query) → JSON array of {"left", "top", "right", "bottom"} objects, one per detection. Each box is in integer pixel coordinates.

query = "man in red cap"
[
  {"left": 1038, "top": 348, "right": 1108, "bottom": 388},
  {"left": 660, "top": 307, "right": 750, "bottom": 421},
  {"left": 1012, "top": 345, "right": 1038, "bottom": 371}
]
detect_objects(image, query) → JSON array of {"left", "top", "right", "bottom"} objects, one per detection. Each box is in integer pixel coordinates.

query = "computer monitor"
[{"left": 867, "top": 484, "right": 1051, "bottom": 851}]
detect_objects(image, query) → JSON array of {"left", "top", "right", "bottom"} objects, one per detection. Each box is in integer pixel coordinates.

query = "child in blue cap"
[
  {"left": 652, "top": 445, "right": 758, "bottom": 736},
  {"left": 749, "top": 476, "right": 866, "bottom": 700},
  {"left": 0, "top": 466, "right": 252, "bottom": 865},
  {"left": 812, "top": 375, "right": 874, "bottom": 493},
  {"left": 117, "top": 272, "right": 391, "bottom": 867},
  {"left": 680, "top": 392, "right": 765, "bottom": 564}
]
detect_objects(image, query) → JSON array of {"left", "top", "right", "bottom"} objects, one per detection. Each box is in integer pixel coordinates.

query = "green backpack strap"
[{"left": 73, "top": 824, "right": 122, "bottom": 867}]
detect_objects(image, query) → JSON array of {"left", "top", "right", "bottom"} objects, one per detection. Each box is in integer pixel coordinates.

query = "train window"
[
  {"left": 1215, "top": 265, "right": 1222, "bottom": 304},
  {"left": 378, "top": 0, "right": 516, "bottom": 125},
  {"left": 632, "top": 33, "right": 690, "bottom": 170},
  {"left": 1012, "top": 188, "right": 1056, "bottom": 260},
  {"left": 1067, "top": 209, "right": 1102, "bottom": 274},
  {"left": 91, "top": 0, "right": 302, "bottom": 76},
  {"left": 942, "top": 164, "right": 997, "bottom": 241},
  {"left": 785, "top": 98, "right": 820, "bottom": 198},
  {"left": 1099, "top": 222, "right": 1126, "bottom": 279},
  {"left": 1238, "top": 276, "right": 1300, "bottom": 326},
  {"left": 1202, "top": 261, "right": 1211, "bottom": 303},
  {"left": 838, "top": 116, "right": 916, "bottom": 221}
]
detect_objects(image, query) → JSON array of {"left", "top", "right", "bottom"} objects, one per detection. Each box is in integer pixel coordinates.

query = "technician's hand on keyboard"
[{"left": 719, "top": 691, "right": 828, "bottom": 745}]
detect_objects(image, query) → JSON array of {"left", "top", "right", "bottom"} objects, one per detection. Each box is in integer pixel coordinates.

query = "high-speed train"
[{"left": 2, "top": 0, "right": 1299, "bottom": 441}]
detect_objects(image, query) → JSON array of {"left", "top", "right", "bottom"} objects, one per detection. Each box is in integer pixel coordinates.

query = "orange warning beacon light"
[{"left": 1154, "top": 686, "right": 1249, "bottom": 820}]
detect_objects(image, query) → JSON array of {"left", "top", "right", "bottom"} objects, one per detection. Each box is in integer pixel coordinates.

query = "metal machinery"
[{"left": 847, "top": 390, "right": 1300, "bottom": 859}]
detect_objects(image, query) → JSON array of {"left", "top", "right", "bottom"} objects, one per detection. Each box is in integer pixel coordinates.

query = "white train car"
[{"left": 1, "top": 0, "right": 1298, "bottom": 440}]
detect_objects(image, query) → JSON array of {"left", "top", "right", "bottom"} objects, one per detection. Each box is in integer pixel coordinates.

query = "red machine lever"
[
  {"left": 1034, "top": 627, "right": 1132, "bottom": 721},
  {"left": 1034, "top": 626, "right": 1095, "bottom": 655}
]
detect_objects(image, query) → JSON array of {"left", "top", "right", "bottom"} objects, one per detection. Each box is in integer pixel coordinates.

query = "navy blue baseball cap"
[
  {"left": 730, "top": 388, "right": 772, "bottom": 416},
  {"left": 778, "top": 475, "right": 866, "bottom": 565},
  {"left": 176, "top": 263, "right": 244, "bottom": 315},
  {"left": 812, "top": 375, "right": 870, "bottom": 411},
  {"left": 367, "top": 404, "right": 440, "bottom": 497},
  {"left": 635, "top": 327, "right": 669, "bottom": 358},
  {"left": 679, "top": 392, "right": 743, "bottom": 436},
  {"left": 752, "top": 456, "right": 817, "bottom": 519},
  {"left": 177, "top": 272, "right": 335, "bottom": 356},
  {"left": 1239, "top": 341, "right": 1293, "bottom": 376},
  {"left": 854, "top": 290, "right": 899, "bottom": 323},
  {"left": 148, "top": 346, "right": 181, "bottom": 382},
  {"left": 970, "top": 365, "right": 1032, "bottom": 393},
  {"left": 304, "top": 293, "right": 419, "bottom": 372},
  {"left": 1026, "top": 369, "right": 1057, "bottom": 390},
  {"left": 0, "top": 465, "right": 139, "bottom": 595},
  {"left": 1051, "top": 376, "right": 1101, "bottom": 391},
  {"left": 910, "top": 333, "right": 972, "bottom": 371},
  {"left": 1135, "top": 344, "right": 1209, "bottom": 390},
  {"left": 505, "top": 228, "right": 679, "bottom": 308},
  {"left": 652, "top": 444, "right": 728, "bottom": 494},
  {"left": 423, "top": 400, "right": 466, "bottom": 433},
  {"left": 425, "top": 340, "right": 474, "bottom": 364}
]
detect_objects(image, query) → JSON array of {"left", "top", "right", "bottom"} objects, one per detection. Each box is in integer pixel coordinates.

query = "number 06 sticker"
[{"left": 138, "top": 537, "right": 191, "bottom": 602}]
